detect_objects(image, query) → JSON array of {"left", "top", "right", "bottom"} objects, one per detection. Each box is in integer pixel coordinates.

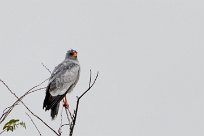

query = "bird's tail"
[{"left": 51, "top": 103, "right": 60, "bottom": 120}]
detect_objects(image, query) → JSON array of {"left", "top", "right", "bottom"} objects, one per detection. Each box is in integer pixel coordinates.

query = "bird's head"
[{"left": 65, "top": 49, "right": 78, "bottom": 60}]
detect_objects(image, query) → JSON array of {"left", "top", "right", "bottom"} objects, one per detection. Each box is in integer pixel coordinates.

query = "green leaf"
[{"left": 3, "top": 119, "right": 26, "bottom": 132}]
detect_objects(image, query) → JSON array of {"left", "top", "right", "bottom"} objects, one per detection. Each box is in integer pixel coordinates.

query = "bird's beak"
[{"left": 73, "top": 52, "right": 77, "bottom": 57}]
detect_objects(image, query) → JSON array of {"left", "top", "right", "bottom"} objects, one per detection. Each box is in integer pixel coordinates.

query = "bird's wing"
[
  {"left": 43, "top": 61, "right": 80, "bottom": 110},
  {"left": 49, "top": 61, "right": 80, "bottom": 96},
  {"left": 49, "top": 61, "right": 68, "bottom": 82}
]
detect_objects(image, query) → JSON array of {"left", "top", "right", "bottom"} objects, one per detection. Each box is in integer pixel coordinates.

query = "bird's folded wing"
[{"left": 48, "top": 61, "right": 80, "bottom": 96}]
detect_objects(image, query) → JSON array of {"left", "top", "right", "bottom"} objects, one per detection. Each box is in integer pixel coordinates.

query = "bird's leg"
[{"left": 63, "top": 96, "right": 69, "bottom": 109}]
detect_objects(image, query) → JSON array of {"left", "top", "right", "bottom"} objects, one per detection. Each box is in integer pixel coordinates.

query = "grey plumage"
[{"left": 43, "top": 50, "right": 80, "bottom": 119}]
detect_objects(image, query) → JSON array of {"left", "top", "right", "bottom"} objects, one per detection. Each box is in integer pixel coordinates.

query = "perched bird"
[{"left": 43, "top": 49, "right": 80, "bottom": 119}]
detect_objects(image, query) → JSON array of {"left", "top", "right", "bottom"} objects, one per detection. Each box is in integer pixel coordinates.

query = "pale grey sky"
[{"left": 0, "top": 0, "right": 204, "bottom": 136}]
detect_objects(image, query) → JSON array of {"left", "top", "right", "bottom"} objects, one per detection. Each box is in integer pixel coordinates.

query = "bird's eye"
[{"left": 69, "top": 52, "right": 73, "bottom": 56}]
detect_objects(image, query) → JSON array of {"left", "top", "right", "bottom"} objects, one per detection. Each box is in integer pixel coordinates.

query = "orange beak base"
[{"left": 72, "top": 52, "right": 77, "bottom": 57}]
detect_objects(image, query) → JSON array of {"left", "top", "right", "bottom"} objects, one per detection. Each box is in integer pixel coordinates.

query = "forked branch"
[
  {"left": 0, "top": 68, "right": 99, "bottom": 136},
  {"left": 67, "top": 70, "right": 99, "bottom": 136}
]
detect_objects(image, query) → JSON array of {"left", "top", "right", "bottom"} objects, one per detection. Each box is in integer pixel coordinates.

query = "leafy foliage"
[{"left": 3, "top": 119, "right": 26, "bottom": 132}]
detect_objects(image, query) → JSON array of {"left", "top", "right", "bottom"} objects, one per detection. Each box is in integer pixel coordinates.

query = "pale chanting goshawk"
[{"left": 43, "top": 49, "right": 80, "bottom": 119}]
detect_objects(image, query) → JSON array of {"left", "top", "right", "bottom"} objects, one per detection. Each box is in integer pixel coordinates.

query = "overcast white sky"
[{"left": 0, "top": 0, "right": 204, "bottom": 136}]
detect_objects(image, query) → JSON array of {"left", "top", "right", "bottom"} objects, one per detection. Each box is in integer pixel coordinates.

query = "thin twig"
[
  {"left": 64, "top": 107, "right": 74, "bottom": 132},
  {"left": 89, "top": 69, "right": 92, "bottom": 87},
  {"left": 79, "top": 71, "right": 99, "bottom": 99},
  {"left": 26, "top": 113, "right": 42, "bottom": 136},
  {"left": 0, "top": 79, "right": 60, "bottom": 136},
  {"left": 41, "top": 63, "right": 52, "bottom": 74},
  {"left": 0, "top": 67, "right": 99, "bottom": 136},
  {"left": 61, "top": 124, "right": 69, "bottom": 128},
  {"left": 0, "top": 78, "right": 48, "bottom": 124},
  {"left": 68, "top": 108, "right": 74, "bottom": 121},
  {"left": 65, "top": 108, "right": 71, "bottom": 127},
  {"left": 69, "top": 71, "right": 99, "bottom": 136},
  {"left": 69, "top": 99, "right": 79, "bottom": 136},
  {"left": 0, "top": 130, "right": 5, "bottom": 135},
  {"left": 23, "top": 100, "right": 59, "bottom": 135},
  {"left": 27, "top": 87, "right": 46, "bottom": 94},
  {"left": 58, "top": 106, "right": 64, "bottom": 135}
]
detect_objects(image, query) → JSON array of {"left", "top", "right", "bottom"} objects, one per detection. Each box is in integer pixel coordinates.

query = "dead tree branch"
[
  {"left": 0, "top": 78, "right": 48, "bottom": 124},
  {"left": 0, "top": 79, "right": 60, "bottom": 136},
  {"left": 26, "top": 113, "right": 42, "bottom": 136},
  {"left": 0, "top": 65, "right": 99, "bottom": 136},
  {"left": 67, "top": 70, "right": 99, "bottom": 136},
  {"left": 0, "top": 130, "right": 5, "bottom": 135},
  {"left": 41, "top": 62, "right": 52, "bottom": 74}
]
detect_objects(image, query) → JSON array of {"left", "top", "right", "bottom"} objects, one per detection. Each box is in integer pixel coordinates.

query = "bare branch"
[
  {"left": 41, "top": 63, "right": 52, "bottom": 74},
  {"left": 0, "top": 130, "right": 5, "bottom": 135},
  {"left": 0, "top": 78, "right": 48, "bottom": 124},
  {"left": 0, "top": 68, "right": 99, "bottom": 136},
  {"left": 24, "top": 102, "right": 59, "bottom": 135},
  {"left": 79, "top": 71, "right": 99, "bottom": 99},
  {"left": 27, "top": 87, "right": 46, "bottom": 94},
  {"left": 58, "top": 106, "right": 70, "bottom": 135},
  {"left": 89, "top": 69, "right": 92, "bottom": 87},
  {"left": 65, "top": 108, "right": 71, "bottom": 128},
  {"left": 68, "top": 71, "right": 99, "bottom": 136},
  {"left": 58, "top": 106, "right": 65, "bottom": 135},
  {"left": 68, "top": 108, "right": 74, "bottom": 121},
  {"left": 26, "top": 113, "right": 42, "bottom": 136},
  {"left": 0, "top": 79, "right": 60, "bottom": 136},
  {"left": 0, "top": 79, "right": 21, "bottom": 124},
  {"left": 60, "top": 124, "right": 69, "bottom": 128}
]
